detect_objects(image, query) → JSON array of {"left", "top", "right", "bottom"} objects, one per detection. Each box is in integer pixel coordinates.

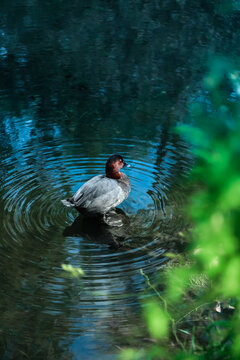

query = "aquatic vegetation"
[{"left": 120, "top": 58, "right": 240, "bottom": 359}]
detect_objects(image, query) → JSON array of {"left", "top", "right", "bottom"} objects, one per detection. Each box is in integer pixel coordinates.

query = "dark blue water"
[{"left": 0, "top": 1, "right": 239, "bottom": 359}]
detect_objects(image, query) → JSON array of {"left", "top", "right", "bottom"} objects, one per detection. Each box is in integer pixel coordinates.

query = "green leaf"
[
  {"left": 61, "top": 264, "right": 84, "bottom": 278},
  {"left": 144, "top": 302, "right": 169, "bottom": 339},
  {"left": 221, "top": 258, "right": 240, "bottom": 296}
]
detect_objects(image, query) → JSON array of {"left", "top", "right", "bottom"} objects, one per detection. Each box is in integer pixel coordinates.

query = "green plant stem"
[
  {"left": 176, "top": 302, "right": 212, "bottom": 324},
  {"left": 140, "top": 269, "right": 185, "bottom": 350},
  {"left": 140, "top": 269, "right": 168, "bottom": 311}
]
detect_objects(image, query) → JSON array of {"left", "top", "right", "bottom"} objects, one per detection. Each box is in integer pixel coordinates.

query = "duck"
[{"left": 61, "top": 154, "right": 131, "bottom": 218}]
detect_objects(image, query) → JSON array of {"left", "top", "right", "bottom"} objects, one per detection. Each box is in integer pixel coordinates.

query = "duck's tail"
[{"left": 61, "top": 198, "right": 75, "bottom": 207}]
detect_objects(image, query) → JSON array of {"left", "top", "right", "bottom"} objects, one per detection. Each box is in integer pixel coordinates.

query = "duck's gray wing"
[
  {"left": 72, "top": 175, "right": 109, "bottom": 203},
  {"left": 61, "top": 175, "right": 105, "bottom": 208},
  {"left": 72, "top": 175, "right": 125, "bottom": 213}
]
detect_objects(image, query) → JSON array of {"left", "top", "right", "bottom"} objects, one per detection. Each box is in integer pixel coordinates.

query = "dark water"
[{"left": 0, "top": 1, "right": 239, "bottom": 359}]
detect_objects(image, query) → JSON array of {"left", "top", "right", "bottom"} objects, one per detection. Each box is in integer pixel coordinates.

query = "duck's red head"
[{"left": 105, "top": 154, "right": 127, "bottom": 179}]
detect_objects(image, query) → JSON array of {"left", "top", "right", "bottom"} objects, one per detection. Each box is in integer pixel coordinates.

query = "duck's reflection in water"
[{"left": 63, "top": 209, "right": 130, "bottom": 249}]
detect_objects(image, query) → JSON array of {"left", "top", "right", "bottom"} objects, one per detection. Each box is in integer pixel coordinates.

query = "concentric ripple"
[{"left": 0, "top": 135, "right": 192, "bottom": 336}]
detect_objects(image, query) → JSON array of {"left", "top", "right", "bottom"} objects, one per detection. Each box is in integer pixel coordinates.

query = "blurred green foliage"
[
  {"left": 120, "top": 57, "right": 240, "bottom": 359},
  {"left": 61, "top": 264, "right": 84, "bottom": 278}
]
